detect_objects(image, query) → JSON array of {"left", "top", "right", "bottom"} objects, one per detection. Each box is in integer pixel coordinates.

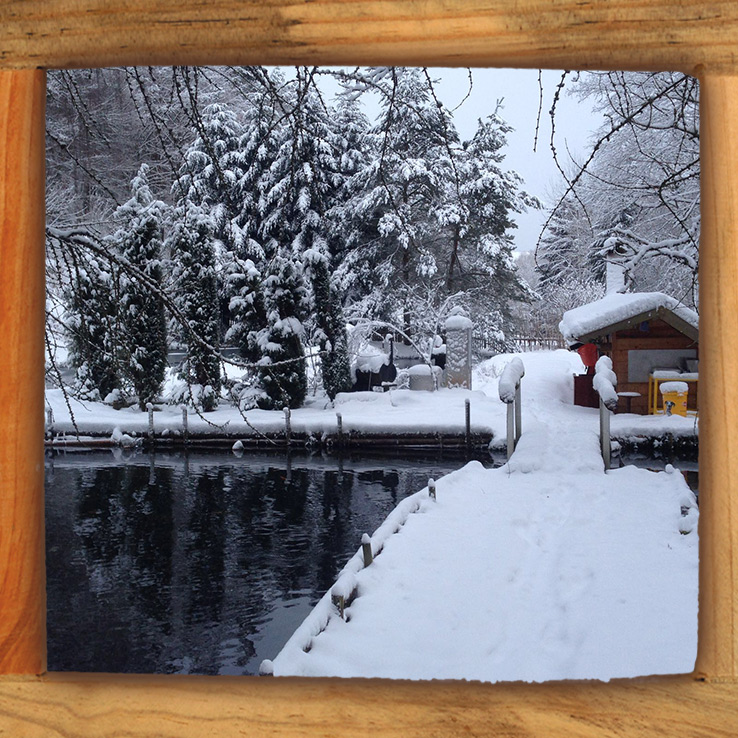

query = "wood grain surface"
[
  {"left": 1, "top": 1, "right": 738, "bottom": 735},
  {"left": 0, "top": 672, "right": 736, "bottom": 737},
  {"left": 0, "top": 70, "right": 46, "bottom": 677},
  {"left": 0, "top": 0, "right": 733, "bottom": 73},
  {"left": 695, "top": 73, "right": 738, "bottom": 680}
]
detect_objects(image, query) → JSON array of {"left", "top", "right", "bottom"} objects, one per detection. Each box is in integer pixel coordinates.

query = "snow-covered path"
[
  {"left": 270, "top": 353, "right": 699, "bottom": 682},
  {"left": 271, "top": 460, "right": 698, "bottom": 681}
]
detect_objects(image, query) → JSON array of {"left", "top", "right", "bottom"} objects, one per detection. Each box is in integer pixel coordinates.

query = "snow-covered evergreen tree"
[
  {"left": 223, "top": 82, "right": 280, "bottom": 361},
  {"left": 168, "top": 202, "right": 221, "bottom": 411},
  {"left": 447, "top": 113, "right": 538, "bottom": 345},
  {"left": 258, "top": 253, "right": 310, "bottom": 409},
  {"left": 256, "top": 71, "right": 340, "bottom": 407},
  {"left": 113, "top": 164, "right": 168, "bottom": 410},
  {"left": 177, "top": 102, "right": 245, "bottom": 334},
  {"left": 304, "top": 248, "right": 352, "bottom": 401},
  {"left": 66, "top": 251, "right": 121, "bottom": 401},
  {"left": 337, "top": 68, "right": 454, "bottom": 334}
]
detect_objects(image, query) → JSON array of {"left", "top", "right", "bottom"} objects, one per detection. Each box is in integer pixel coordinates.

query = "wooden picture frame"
[{"left": 1, "top": 2, "right": 737, "bottom": 734}]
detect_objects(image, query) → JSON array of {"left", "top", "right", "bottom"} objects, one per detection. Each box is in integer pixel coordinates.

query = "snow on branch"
[{"left": 498, "top": 357, "right": 525, "bottom": 404}]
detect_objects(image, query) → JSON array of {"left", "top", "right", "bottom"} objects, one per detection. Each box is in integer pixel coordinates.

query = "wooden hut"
[{"left": 559, "top": 292, "right": 699, "bottom": 415}]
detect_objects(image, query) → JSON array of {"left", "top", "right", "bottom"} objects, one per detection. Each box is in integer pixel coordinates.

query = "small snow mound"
[
  {"left": 332, "top": 573, "right": 357, "bottom": 601},
  {"left": 110, "top": 426, "right": 138, "bottom": 448},
  {"left": 444, "top": 314, "right": 474, "bottom": 331},
  {"left": 259, "top": 659, "right": 274, "bottom": 676},
  {"left": 659, "top": 381, "right": 688, "bottom": 394},
  {"left": 407, "top": 364, "right": 433, "bottom": 376},
  {"left": 232, "top": 440, "right": 244, "bottom": 452},
  {"left": 498, "top": 357, "right": 525, "bottom": 403}
]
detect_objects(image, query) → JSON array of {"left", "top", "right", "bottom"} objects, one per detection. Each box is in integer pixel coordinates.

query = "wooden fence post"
[
  {"left": 599, "top": 398, "right": 611, "bottom": 471},
  {"left": 0, "top": 70, "right": 46, "bottom": 675},
  {"left": 506, "top": 402, "right": 515, "bottom": 460},
  {"left": 283, "top": 406, "right": 291, "bottom": 446},
  {"left": 181, "top": 404, "right": 188, "bottom": 444},
  {"left": 465, "top": 398, "right": 471, "bottom": 450},
  {"left": 514, "top": 383, "right": 522, "bottom": 445},
  {"left": 46, "top": 407, "right": 54, "bottom": 439},
  {"left": 361, "top": 534, "right": 373, "bottom": 567}
]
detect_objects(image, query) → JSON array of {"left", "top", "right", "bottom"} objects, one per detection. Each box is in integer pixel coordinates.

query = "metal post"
[
  {"left": 514, "top": 382, "right": 522, "bottom": 445},
  {"left": 506, "top": 402, "right": 515, "bottom": 459},
  {"left": 599, "top": 398, "right": 611, "bottom": 470}
]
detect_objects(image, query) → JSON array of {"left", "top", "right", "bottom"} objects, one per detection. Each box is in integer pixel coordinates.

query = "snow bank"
[{"left": 559, "top": 292, "right": 699, "bottom": 345}]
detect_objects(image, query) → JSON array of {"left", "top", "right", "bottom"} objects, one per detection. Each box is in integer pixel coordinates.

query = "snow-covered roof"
[{"left": 559, "top": 292, "right": 699, "bottom": 347}]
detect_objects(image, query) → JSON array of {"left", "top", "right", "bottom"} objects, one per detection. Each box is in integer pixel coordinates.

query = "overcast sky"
[{"left": 429, "top": 68, "right": 604, "bottom": 254}]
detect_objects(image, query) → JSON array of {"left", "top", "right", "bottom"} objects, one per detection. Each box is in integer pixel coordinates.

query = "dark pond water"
[{"left": 45, "top": 450, "right": 489, "bottom": 675}]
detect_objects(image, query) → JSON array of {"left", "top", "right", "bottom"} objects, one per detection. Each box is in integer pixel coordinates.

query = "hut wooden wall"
[{"left": 610, "top": 319, "right": 698, "bottom": 415}]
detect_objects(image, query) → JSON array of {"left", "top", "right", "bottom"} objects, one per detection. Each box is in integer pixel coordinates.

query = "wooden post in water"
[
  {"left": 283, "top": 406, "right": 291, "bottom": 446},
  {"left": 336, "top": 412, "right": 343, "bottom": 448},
  {"left": 181, "top": 404, "right": 188, "bottom": 444},
  {"left": 361, "top": 534, "right": 373, "bottom": 567},
  {"left": 506, "top": 402, "right": 515, "bottom": 460},
  {"left": 147, "top": 402, "right": 154, "bottom": 441},
  {"left": 599, "top": 398, "right": 611, "bottom": 470},
  {"left": 45, "top": 407, "right": 54, "bottom": 439},
  {"left": 465, "top": 398, "right": 471, "bottom": 451}
]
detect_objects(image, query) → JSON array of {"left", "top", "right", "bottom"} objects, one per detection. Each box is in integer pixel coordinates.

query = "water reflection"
[{"left": 46, "top": 451, "right": 473, "bottom": 675}]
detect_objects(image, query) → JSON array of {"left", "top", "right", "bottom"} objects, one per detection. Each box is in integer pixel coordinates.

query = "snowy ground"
[
  {"left": 46, "top": 350, "right": 700, "bottom": 681},
  {"left": 45, "top": 349, "right": 698, "bottom": 446},
  {"left": 264, "top": 350, "right": 699, "bottom": 682},
  {"left": 270, "top": 460, "right": 697, "bottom": 681}
]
